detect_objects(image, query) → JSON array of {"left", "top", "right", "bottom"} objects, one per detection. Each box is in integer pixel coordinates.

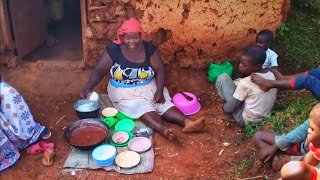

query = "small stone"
[{"left": 223, "top": 142, "right": 231, "bottom": 146}]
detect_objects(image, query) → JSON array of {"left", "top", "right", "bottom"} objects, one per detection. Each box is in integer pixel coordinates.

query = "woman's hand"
[
  {"left": 153, "top": 90, "right": 165, "bottom": 104},
  {"left": 80, "top": 88, "right": 91, "bottom": 99},
  {"left": 80, "top": 50, "right": 113, "bottom": 99}
]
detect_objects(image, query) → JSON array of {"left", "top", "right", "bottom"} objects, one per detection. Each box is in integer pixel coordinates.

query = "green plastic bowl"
[
  {"left": 102, "top": 117, "right": 116, "bottom": 127},
  {"left": 115, "top": 119, "right": 135, "bottom": 132},
  {"left": 109, "top": 131, "right": 133, "bottom": 147},
  {"left": 115, "top": 112, "right": 131, "bottom": 120}
]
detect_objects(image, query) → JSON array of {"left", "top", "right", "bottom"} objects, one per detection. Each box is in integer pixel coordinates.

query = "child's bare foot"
[
  {"left": 182, "top": 117, "right": 205, "bottom": 133},
  {"left": 271, "top": 154, "right": 291, "bottom": 171},
  {"left": 163, "top": 128, "right": 175, "bottom": 141},
  {"left": 217, "top": 113, "right": 236, "bottom": 123},
  {"left": 269, "top": 69, "right": 288, "bottom": 80},
  {"left": 251, "top": 73, "right": 273, "bottom": 92}
]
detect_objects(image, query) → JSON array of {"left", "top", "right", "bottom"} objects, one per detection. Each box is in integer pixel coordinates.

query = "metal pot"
[
  {"left": 64, "top": 118, "right": 110, "bottom": 150},
  {"left": 74, "top": 99, "right": 101, "bottom": 119}
]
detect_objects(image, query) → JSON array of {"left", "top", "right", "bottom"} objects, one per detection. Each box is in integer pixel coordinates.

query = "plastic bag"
[{"left": 208, "top": 61, "right": 234, "bottom": 83}]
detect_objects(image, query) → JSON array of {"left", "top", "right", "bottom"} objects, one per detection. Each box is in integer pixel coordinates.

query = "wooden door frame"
[
  {"left": 80, "top": 0, "right": 88, "bottom": 64},
  {"left": 1, "top": 0, "right": 88, "bottom": 60},
  {"left": 0, "top": 0, "right": 15, "bottom": 52}
]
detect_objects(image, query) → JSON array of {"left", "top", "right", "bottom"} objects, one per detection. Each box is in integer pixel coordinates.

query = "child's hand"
[
  {"left": 260, "top": 144, "right": 278, "bottom": 163},
  {"left": 251, "top": 73, "right": 272, "bottom": 92},
  {"left": 153, "top": 90, "right": 165, "bottom": 104}
]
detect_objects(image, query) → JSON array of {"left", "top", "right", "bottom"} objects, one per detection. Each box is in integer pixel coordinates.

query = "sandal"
[
  {"left": 42, "top": 148, "right": 55, "bottom": 167},
  {"left": 27, "top": 141, "right": 55, "bottom": 155},
  {"left": 42, "top": 129, "right": 52, "bottom": 140}
]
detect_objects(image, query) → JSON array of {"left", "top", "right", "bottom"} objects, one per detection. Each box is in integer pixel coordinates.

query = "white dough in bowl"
[{"left": 77, "top": 102, "right": 95, "bottom": 112}]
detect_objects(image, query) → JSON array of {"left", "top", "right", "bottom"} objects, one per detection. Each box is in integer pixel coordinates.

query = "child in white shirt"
[
  {"left": 256, "top": 29, "right": 278, "bottom": 69},
  {"left": 216, "top": 45, "right": 277, "bottom": 126}
]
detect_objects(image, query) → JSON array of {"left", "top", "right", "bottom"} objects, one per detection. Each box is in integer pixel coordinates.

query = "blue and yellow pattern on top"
[{"left": 110, "top": 63, "right": 155, "bottom": 87}]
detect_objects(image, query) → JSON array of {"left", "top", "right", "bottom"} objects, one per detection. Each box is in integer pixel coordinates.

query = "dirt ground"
[{"left": 0, "top": 60, "right": 275, "bottom": 179}]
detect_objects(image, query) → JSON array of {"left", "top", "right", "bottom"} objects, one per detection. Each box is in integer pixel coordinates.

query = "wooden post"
[
  {"left": 80, "top": 0, "right": 88, "bottom": 66},
  {"left": 0, "top": 0, "right": 15, "bottom": 51}
]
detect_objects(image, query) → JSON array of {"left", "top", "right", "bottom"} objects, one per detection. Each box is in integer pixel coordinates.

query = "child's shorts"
[
  {"left": 285, "top": 141, "right": 308, "bottom": 156},
  {"left": 232, "top": 106, "right": 245, "bottom": 127}
]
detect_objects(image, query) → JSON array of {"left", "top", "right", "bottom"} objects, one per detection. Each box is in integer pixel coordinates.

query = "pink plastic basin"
[{"left": 172, "top": 92, "right": 201, "bottom": 115}]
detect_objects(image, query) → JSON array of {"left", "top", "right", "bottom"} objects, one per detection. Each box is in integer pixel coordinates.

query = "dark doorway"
[{"left": 26, "top": 0, "right": 83, "bottom": 61}]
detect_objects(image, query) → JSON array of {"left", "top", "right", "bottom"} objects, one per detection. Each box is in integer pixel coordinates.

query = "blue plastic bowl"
[{"left": 92, "top": 144, "right": 117, "bottom": 166}]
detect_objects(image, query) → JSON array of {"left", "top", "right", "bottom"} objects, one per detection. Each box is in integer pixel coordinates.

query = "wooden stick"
[
  {"left": 88, "top": 6, "right": 107, "bottom": 11},
  {"left": 55, "top": 115, "right": 66, "bottom": 125},
  {"left": 235, "top": 175, "right": 264, "bottom": 180},
  {"left": 88, "top": 19, "right": 118, "bottom": 23},
  {"left": 218, "top": 149, "right": 224, "bottom": 156}
]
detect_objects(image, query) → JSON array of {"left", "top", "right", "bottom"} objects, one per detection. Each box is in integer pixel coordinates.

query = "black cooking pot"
[
  {"left": 64, "top": 118, "right": 110, "bottom": 150},
  {"left": 74, "top": 99, "right": 101, "bottom": 119}
]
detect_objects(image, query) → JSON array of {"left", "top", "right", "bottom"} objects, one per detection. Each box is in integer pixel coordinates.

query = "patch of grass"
[
  {"left": 292, "top": 0, "right": 320, "bottom": 12},
  {"left": 267, "top": 95, "right": 316, "bottom": 134},
  {"left": 243, "top": 95, "right": 317, "bottom": 137},
  {"left": 234, "top": 159, "right": 253, "bottom": 177},
  {"left": 274, "top": 6, "right": 320, "bottom": 69}
]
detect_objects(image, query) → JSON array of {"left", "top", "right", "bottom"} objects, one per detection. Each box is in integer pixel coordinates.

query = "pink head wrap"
[{"left": 113, "top": 18, "right": 144, "bottom": 44}]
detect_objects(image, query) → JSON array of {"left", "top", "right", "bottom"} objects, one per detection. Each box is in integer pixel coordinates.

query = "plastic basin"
[{"left": 172, "top": 92, "right": 201, "bottom": 115}]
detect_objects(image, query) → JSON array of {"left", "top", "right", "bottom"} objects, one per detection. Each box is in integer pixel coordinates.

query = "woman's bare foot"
[
  {"left": 182, "top": 117, "right": 205, "bottom": 133},
  {"left": 271, "top": 154, "right": 291, "bottom": 171},
  {"left": 251, "top": 73, "right": 273, "bottom": 92},
  {"left": 269, "top": 69, "right": 288, "bottom": 80},
  {"left": 217, "top": 113, "right": 237, "bottom": 123},
  {"left": 163, "top": 128, "right": 175, "bottom": 140}
]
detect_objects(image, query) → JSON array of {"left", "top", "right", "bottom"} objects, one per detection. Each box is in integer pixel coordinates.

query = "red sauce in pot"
[{"left": 69, "top": 126, "right": 107, "bottom": 146}]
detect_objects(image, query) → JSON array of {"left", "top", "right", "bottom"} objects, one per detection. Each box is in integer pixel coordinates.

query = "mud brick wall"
[{"left": 84, "top": 0, "right": 290, "bottom": 69}]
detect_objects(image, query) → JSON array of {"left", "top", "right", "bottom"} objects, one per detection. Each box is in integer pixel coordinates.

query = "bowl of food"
[
  {"left": 64, "top": 118, "right": 110, "bottom": 150},
  {"left": 112, "top": 131, "right": 129, "bottom": 144},
  {"left": 92, "top": 144, "right": 117, "bottom": 167},
  {"left": 102, "top": 107, "right": 118, "bottom": 117},
  {"left": 74, "top": 99, "right": 101, "bottom": 119},
  {"left": 128, "top": 137, "right": 152, "bottom": 153}
]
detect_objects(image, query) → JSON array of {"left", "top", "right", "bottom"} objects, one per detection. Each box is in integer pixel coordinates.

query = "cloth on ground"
[{"left": 63, "top": 94, "right": 154, "bottom": 174}]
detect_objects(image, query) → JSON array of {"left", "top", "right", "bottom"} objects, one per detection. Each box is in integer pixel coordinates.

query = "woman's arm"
[
  {"left": 150, "top": 49, "right": 165, "bottom": 103},
  {"left": 80, "top": 51, "right": 113, "bottom": 98}
]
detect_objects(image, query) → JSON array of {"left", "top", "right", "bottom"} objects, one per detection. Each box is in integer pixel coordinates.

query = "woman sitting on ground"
[
  {"left": 80, "top": 18, "right": 204, "bottom": 140},
  {"left": 0, "top": 78, "right": 50, "bottom": 172}
]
